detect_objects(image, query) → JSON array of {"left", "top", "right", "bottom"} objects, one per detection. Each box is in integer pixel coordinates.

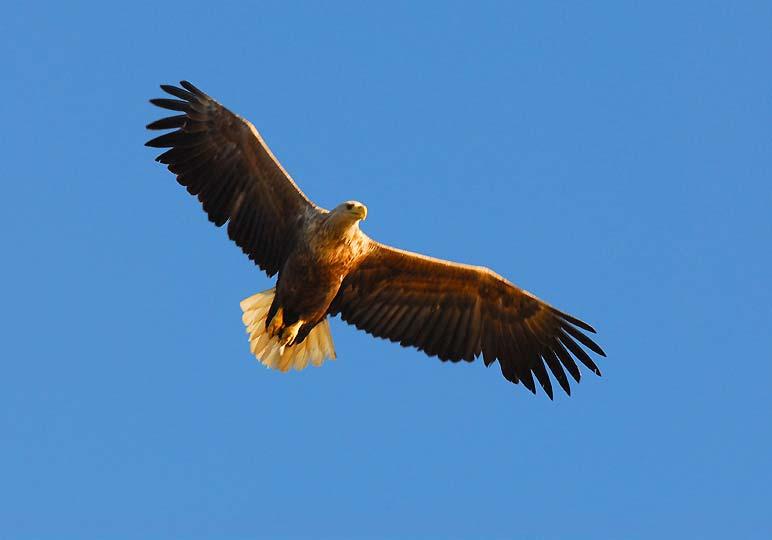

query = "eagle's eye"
[{"left": 346, "top": 203, "right": 354, "bottom": 210}]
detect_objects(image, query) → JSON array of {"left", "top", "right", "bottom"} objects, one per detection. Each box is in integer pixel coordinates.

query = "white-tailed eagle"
[{"left": 146, "top": 81, "right": 606, "bottom": 398}]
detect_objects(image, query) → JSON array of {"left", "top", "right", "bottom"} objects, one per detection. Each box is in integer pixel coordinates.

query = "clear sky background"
[{"left": 2, "top": 1, "right": 771, "bottom": 538}]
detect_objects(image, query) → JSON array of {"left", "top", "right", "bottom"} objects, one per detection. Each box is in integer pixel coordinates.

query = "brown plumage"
[{"left": 146, "top": 81, "right": 606, "bottom": 398}]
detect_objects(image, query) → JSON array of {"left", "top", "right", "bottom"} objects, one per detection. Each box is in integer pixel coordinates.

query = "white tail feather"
[{"left": 239, "top": 288, "right": 336, "bottom": 372}]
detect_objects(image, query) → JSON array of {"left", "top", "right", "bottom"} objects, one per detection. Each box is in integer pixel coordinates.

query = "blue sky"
[{"left": 2, "top": 1, "right": 771, "bottom": 538}]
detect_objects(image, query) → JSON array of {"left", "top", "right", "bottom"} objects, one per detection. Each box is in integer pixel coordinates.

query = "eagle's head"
[{"left": 332, "top": 200, "right": 368, "bottom": 222}]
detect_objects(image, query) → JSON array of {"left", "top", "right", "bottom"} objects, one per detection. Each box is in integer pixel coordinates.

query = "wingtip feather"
[
  {"left": 549, "top": 306, "right": 597, "bottom": 333},
  {"left": 180, "top": 80, "right": 208, "bottom": 98}
]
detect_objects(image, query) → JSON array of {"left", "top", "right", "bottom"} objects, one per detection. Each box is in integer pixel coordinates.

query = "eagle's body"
[
  {"left": 147, "top": 81, "right": 607, "bottom": 398},
  {"left": 270, "top": 203, "right": 370, "bottom": 348}
]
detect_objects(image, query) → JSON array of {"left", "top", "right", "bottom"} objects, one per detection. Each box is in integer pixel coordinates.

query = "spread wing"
[
  {"left": 329, "top": 241, "right": 606, "bottom": 398},
  {"left": 146, "top": 81, "right": 319, "bottom": 276}
]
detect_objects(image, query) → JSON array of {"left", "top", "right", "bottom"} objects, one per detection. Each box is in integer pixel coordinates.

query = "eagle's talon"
[
  {"left": 276, "top": 320, "right": 302, "bottom": 348},
  {"left": 267, "top": 307, "right": 283, "bottom": 338}
]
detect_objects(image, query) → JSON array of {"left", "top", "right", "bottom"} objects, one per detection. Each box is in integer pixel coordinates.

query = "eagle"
[{"left": 146, "top": 81, "right": 606, "bottom": 398}]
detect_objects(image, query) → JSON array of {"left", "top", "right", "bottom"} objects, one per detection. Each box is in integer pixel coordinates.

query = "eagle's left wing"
[
  {"left": 146, "top": 81, "right": 320, "bottom": 277},
  {"left": 329, "top": 241, "right": 605, "bottom": 398}
]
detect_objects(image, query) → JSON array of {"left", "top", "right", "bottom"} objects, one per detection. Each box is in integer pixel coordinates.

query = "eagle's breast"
[{"left": 303, "top": 213, "right": 370, "bottom": 274}]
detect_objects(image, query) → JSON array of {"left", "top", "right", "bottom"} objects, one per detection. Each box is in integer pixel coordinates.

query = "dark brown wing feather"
[
  {"left": 329, "top": 242, "right": 605, "bottom": 398},
  {"left": 146, "top": 81, "right": 318, "bottom": 276}
]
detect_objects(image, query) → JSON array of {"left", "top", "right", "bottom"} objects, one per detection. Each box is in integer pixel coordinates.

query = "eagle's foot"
[
  {"left": 278, "top": 320, "right": 302, "bottom": 348},
  {"left": 267, "top": 307, "right": 284, "bottom": 338}
]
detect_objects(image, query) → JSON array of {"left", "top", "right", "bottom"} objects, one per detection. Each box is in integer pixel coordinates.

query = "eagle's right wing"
[
  {"left": 146, "top": 81, "right": 320, "bottom": 277},
  {"left": 330, "top": 241, "right": 605, "bottom": 398}
]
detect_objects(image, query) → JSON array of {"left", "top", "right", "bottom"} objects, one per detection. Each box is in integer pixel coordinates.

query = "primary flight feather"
[{"left": 146, "top": 81, "right": 606, "bottom": 398}]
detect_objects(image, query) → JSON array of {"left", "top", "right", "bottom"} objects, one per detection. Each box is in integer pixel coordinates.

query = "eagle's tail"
[{"left": 239, "top": 288, "right": 336, "bottom": 372}]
